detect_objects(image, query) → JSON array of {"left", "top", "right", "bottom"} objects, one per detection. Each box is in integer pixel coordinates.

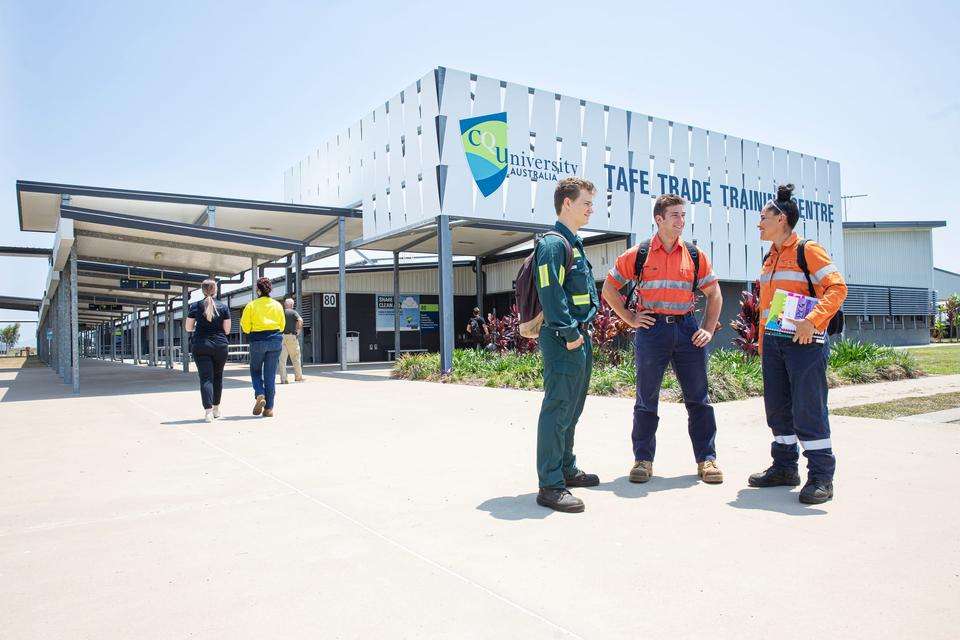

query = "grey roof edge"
[
  {"left": 934, "top": 267, "right": 960, "bottom": 276},
  {"left": 843, "top": 220, "right": 947, "bottom": 230},
  {"left": 16, "top": 180, "right": 362, "bottom": 232},
  {"left": 61, "top": 205, "right": 304, "bottom": 252}
]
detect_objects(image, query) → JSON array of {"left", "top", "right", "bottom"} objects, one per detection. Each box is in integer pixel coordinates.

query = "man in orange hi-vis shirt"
[
  {"left": 750, "top": 184, "right": 847, "bottom": 505},
  {"left": 602, "top": 194, "right": 724, "bottom": 486}
]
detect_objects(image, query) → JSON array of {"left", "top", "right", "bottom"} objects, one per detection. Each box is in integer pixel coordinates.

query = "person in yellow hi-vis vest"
[{"left": 240, "top": 277, "right": 286, "bottom": 417}]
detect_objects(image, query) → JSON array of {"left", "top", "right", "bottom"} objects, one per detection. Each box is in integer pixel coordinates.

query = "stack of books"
[{"left": 764, "top": 289, "right": 826, "bottom": 343}]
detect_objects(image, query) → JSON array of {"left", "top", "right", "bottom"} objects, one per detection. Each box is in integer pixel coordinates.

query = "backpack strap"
[
  {"left": 633, "top": 240, "right": 652, "bottom": 281},
  {"left": 684, "top": 241, "right": 700, "bottom": 291},
  {"left": 795, "top": 239, "right": 816, "bottom": 297}
]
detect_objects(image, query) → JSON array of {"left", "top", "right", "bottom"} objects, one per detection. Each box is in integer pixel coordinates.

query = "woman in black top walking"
[{"left": 185, "top": 279, "right": 231, "bottom": 422}]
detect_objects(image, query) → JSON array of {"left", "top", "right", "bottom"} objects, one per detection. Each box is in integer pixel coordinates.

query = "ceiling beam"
[
  {"left": 74, "top": 229, "right": 278, "bottom": 261},
  {"left": 77, "top": 254, "right": 234, "bottom": 278}
]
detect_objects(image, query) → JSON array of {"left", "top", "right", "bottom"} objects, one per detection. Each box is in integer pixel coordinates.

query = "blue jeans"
[
  {"left": 762, "top": 335, "right": 835, "bottom": 480},
  {"left": 249, "top": 335, "right": 282, "bottom": 409},
  {"left": 632, "top": 314, "right": 717, "bottom": 463}
]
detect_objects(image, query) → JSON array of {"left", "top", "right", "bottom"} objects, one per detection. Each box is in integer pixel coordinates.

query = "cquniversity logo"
[{"left": 459, "top": 112, "right": 508, "bottom": 197}]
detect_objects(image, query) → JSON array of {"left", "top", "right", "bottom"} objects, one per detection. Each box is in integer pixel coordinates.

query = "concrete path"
[{"left": 1, "top": 359, "right": 957, "bottom": 639}]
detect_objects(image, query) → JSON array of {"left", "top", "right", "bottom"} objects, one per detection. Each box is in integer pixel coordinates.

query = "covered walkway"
[{"left": 15, "top": 181, "right": 363, "bottom": 392}]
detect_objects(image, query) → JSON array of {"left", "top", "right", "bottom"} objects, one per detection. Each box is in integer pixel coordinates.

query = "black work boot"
[
  {"left": 564, "top": 470, "right": 600, "bottom": 488},
  {"left": 536, "top": 488, "right": 585, "bottom": 513},
  {"left": 799, "top": 478, "right": 834, "bottom": 504},
  {"left": 748, "top": 465, "right": 801, "bottom": 488}
]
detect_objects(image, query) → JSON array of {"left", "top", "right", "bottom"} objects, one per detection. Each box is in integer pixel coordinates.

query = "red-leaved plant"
[
  {"left": 486, "top": 304, "right": 539, "bottom": 354},
  {"left": 591, "top": 295, "right": 636, "bottom": 365},
  {"left": 730, "top": 282, "right": 760, "bottom": 356}
]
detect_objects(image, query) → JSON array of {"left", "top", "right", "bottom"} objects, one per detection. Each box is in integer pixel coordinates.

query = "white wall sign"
[{"left": 322, "top": 293, "right": 337, "bottom": 308}]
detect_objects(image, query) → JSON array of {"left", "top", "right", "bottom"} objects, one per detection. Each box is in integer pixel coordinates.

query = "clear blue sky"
[{"left": 2, "top": 0, "right": 958, "bottom": 346}]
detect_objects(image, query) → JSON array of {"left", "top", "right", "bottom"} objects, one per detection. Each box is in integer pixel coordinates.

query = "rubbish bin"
[{"left": 338, "top": 331, "right": 360, "bottom": 363}]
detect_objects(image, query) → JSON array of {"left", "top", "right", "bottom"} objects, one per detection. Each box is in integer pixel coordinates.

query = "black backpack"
[
  {"left": 762, "top": 239, "right": 844, "bottom": 336},
  {"left": 516, "top": 231, "right": 574, "bottom": 338},
  {"left": 622, "top": 239, "right": 700, "bottom": 305}
]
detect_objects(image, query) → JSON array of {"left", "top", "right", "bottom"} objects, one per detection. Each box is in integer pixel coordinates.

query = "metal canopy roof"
[
  {"left": 17, "top": 180, "right": 363, "bottom": 247},
  {"left": 842, "top": 220, "right": 947, "bottom": 230},
  {"left": 62, "top": 205, "right": 302, "bottom": 277},
  {"left": 0, "top": 296, "right": 42, "bottom": 312},
  {"left": 310, "top": 216, "right": 630, "bottom": 262}
]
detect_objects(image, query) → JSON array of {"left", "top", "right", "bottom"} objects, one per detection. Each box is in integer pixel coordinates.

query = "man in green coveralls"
[{"left": 535, "top": 177, "right": 601, "bottom": 513}]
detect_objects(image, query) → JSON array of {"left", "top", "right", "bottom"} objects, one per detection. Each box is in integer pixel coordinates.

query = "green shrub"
[{"left": 393, "top": 340, "right": 925, "bottom": 402}]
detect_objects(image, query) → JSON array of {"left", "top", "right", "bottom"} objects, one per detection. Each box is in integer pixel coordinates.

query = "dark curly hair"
[{"left": 256, "top": 277, "right": 273, "bottom": 297}]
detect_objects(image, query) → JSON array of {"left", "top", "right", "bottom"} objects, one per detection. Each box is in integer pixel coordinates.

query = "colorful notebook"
[{"left": 765, "top": 289, "right": 826, "bottom": 343}]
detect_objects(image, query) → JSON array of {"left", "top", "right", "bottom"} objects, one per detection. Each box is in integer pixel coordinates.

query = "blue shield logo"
[{"left": 460, "top": 112, "right": 508, "bottom": 197}]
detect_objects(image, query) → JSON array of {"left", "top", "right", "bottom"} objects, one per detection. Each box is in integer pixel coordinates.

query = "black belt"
[{"left": 650, "top": 312, "right": 693, "bottom": 324}]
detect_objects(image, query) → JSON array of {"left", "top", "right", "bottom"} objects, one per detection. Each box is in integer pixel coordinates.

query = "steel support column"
[
  {"left": 337, "top": 216, "right": 347, "bottom": 371},
  {"left": 69, "top": 244, "right": 79, "bottom": 393},
  {"left": 181, "top": 286, "right": 189, "bottom": 372},
  {"left": 165, "top": 297, "right": 173, "bottom": 369},
  {"left": 294, "top": 249, "right": 304, "bottom": 354},
  {"left": 251, "top": 256, "right": 258, "bottom": 302},
  {"left": 393, "top": 251, "right": 400, "bottom": 360},
  {"left": 147, "top": 302, "right": 157, "bottom": 367},
  {"left": 438, "top": 215, "right": 454, "bottom": 374}
]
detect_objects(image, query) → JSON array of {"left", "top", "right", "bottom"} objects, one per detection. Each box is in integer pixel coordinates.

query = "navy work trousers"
[
  {"left": 761, "top": 335, "right": 835, "bottom": 480},
  {"left": 632, "top": 314, "right": 717, "bottom": 463}
]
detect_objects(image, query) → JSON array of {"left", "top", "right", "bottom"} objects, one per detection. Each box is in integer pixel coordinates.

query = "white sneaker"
[
  {"left": 212, "top": 406, "right": 221, "bottom": 418},
  {"left": 204, "top": 410, "right": 214, "bottom": 423}
]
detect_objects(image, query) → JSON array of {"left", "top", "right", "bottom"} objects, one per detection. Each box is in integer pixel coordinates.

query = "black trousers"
[{"left": 193, "top": 340, "right": 228, "bottom": 409}]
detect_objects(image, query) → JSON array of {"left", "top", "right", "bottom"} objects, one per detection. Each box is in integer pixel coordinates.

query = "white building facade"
[{"left": 284, "top": 66, "right": 844, "bottom": 285}]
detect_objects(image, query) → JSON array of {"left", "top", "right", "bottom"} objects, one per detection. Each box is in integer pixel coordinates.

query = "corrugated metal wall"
[
  {"left": 934, "top": 269, "right": 960, "bottom": 299},
  {"left": 302, "top": 266, "right": 475, "bottom": 296},
  {"left": 842, "top": 229, "right": 933, "bottom": 289}
]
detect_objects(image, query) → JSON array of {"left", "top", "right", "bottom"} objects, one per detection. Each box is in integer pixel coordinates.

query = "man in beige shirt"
[{"left": 278, "top": 298, "right": 304, "bottom": 383}]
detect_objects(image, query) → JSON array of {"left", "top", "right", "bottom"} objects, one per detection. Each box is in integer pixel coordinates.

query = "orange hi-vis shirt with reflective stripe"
[
  {"left": 758, "top": 231, "right": 847, "bottom": 351},
  {"left": 606, "top": 234, "right": 719, "bottom": 314}
]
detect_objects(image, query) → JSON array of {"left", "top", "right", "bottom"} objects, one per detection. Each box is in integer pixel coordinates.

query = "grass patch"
[
  {"left": 908, "top": 345, "right": 960, "bottom": 375},
  {"left": 394, "top": 339, "right": 924, "bottom": 403},
  {"left": 832, "top": 392, "right": 960, "bottom": 420}
]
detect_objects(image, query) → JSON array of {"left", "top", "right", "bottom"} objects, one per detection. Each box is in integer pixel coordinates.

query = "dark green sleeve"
[{"left": 535, "top": 238, "right": 579, "bottom": 341}]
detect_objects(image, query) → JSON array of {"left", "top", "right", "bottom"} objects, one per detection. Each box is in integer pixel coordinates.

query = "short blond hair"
[{"left": 554, "top": 177, "right": 596, "bottom": 214}]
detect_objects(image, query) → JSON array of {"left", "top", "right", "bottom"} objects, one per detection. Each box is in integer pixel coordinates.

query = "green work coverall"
[{"left": 535, "top": 221, "right": 599, "bottom": 489}]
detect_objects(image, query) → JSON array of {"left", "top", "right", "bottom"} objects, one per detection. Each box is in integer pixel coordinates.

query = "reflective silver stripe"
[
  {"left": 698, "top": 273, "right": 718, "bottom": 288},
  {"left": 639, "top": 279, "right": 694, "bottom": 290},
  {"left": 811, "top": 263, "right": 838, "bottom": 284},
  {"left": 774, "top": 434, "right": 798, "bottom": 445},
  {"left": 642, "top": 301, "right": 694, "bottom": 312},
  {"left": 800, "top": 438, "right": 832, "bottom": 451},
  {"left": 761, "top": 309, "right": 770, "bottom": 319},
  {"left": 760, "top": 270, "right": 808, "bottom": 284},
  {"left": 607, "top": 267, "right": 627, "bottom": 285}
]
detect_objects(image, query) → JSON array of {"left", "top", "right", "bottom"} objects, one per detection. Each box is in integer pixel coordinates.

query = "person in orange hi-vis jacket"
[{"left": 749, "top": 184, "right": 847, "bottom": 505}]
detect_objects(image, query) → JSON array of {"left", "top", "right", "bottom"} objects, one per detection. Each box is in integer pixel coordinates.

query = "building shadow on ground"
[
  {"left": 476, "top": 494, "right": 553, "bottom": 521},
  {"left": 585, "top": 474, "right": 700, "bottom": 498},
  {"left": 727, "top": 487, "right": 827, "bottom": 516}
]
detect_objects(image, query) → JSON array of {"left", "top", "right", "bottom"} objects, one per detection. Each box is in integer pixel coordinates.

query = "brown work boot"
[
  {"left": 629, "top": 460, "right": 653, "bottom": 483},
  {"left": 697, "top": 460, "right": 724, "bottom": 484},
  {"left": 294, "top": 376, "right": 304, "bottom": 382},
  {"left": 253, "top": 394, "right": 266, "bottom": 416},
  {"left": 262, "top": 408, "right": 274, "bottom": 418}
]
